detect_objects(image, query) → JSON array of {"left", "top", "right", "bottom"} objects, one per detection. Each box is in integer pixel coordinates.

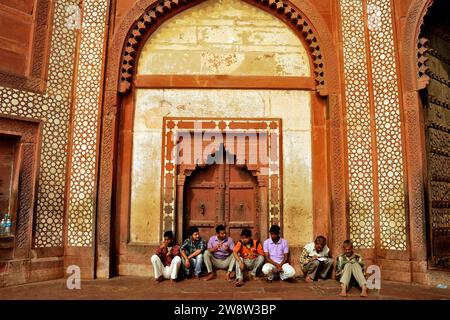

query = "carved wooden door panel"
[
  {"left": 421, "top": 22, "right": 450, "bottom": 268},
  {"left": 226, "top": 164, "right": 259, "bottom": 240},
  {"left": 185, "top": 163, "right": 258, "bottom": 241},
  {"left": 185, "top": 164, "right": 222, "bottom": 241}
]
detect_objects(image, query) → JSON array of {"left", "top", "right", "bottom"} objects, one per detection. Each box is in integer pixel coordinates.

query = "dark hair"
[
  {"left": 188, "top": 226, "right": 199, "bottom": 236},
  {"left": 315, "top": 235, "right": 327, "bottom": 245},
  {"left": 240, "top": 229, "right": 252, "bottom": 238},
  {"left": 216, "top": 225, "right": 226, "bottom": 233},
  {"left": 269, "top": 225, "right": 280, "bottom": 234},
  {"left": 343, "top": 239, "right": 353, "bottom": 248},
  {"left": 163, "top": 230, "right": 174, "bottom": 240}
]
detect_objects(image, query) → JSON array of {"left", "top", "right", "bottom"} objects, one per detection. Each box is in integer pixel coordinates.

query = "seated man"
[
  {"left": 204, "top": 225, "right": 236, "bottom": 281},
  {"left": 300, "top": 235, "right": 333, "bottom": 282},
  {"left": 232, "top": 228, "right": 265, "bottom": 287},
  {"left": 262, "top": 225, "right": 296, "bottom": 281},
  {"left": 180, "top": 226, "right": 207, "bottom": 279},
  {"left": 150, "top": 230, "right": 181, "bottom": 283},
  {"left": 335, "top": 240, "right": 368, "bottom": 298}
]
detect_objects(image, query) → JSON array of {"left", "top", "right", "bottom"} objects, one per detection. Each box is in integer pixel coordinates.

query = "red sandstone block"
[
  {"left": 411, "top": 261, "right": 427, "bottom": 273},
  {"left": 378, "top": 259, "right": 411, "bottom": 271},
  {"left": 0, "top": 262, "right": 8, "bottom": 274},
  {"left": 382, "top": 270, "right": 411, "bottom": 283}
]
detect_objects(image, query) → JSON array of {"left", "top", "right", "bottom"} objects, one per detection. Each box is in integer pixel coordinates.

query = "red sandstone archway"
[
  {"left": 398, "top": 0, "right": 436, "bottom": 275},
  {"left": 96, "top": 0, "right": 344, "bottom": 278}
]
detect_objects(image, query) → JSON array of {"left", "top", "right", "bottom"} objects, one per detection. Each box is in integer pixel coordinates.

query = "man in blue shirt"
[{"left": 180, "top": 226, "right": 207, "bottom": 279}]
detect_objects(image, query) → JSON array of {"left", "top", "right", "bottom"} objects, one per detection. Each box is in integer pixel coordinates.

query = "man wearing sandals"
[{"left": 232, "top": 228, "right": 265, "bottom": 287}]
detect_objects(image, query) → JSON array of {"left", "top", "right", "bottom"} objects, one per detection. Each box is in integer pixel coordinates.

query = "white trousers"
[
  {"left": 151, "top": 254, "right": 181, "bottom": 280},
  {"left": 262, "top": 262, "right": 296, "bottom": 280}
]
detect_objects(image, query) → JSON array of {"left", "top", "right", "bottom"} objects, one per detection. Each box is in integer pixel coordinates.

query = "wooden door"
[
  {"left": 184, "top": 163, "right": 258, "bottom": 241},
  {"left": 226, "top": 164, "right": 259, "bottom": 240},
  {"left": 420, "top": 19, "right": 450, "bottom": 269}
]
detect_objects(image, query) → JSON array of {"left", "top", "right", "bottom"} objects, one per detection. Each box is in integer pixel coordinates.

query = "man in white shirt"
[
  {"left": 300, "top": 235, "right": 333, "bottom": 283},
  {"left": 262, "top": 225, "right": 296, "bottom": 281}
]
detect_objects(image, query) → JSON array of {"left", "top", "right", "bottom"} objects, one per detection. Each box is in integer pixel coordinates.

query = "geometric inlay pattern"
[
  {"left": 367, "top": 0, "right": 407, "bottom": 250},
  {"left": 339, "top": 0, "right": 375, "bottom": 248},
  {"left": 67, "top": 0, "right": 108, "bottom": 246}
]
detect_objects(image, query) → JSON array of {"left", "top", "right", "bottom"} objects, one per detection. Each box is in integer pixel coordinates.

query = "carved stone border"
[
  {"left": 118, "top": 0, "right": 325, "bottom": 94},
  {"left": 400, "top": 0, "right": 435, "bottom": 269}
]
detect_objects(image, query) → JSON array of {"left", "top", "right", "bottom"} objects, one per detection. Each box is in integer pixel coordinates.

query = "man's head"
[
  {"left": 163, "top": 230, "right": 174, "bottom": 246},
  {"left": 189, "top": 226, "right": 200, "bottom": 241},
  {"left": 269, "top": 225, "right": 281, "bottom": 242},
  {"left": 314, "top": 235, "right": 327, "bottom": 252},
  {"left": 342, "top": 239, "right": 353, "bottom": 257},
  {"left": 240, "top": 229, "right": 252, "bottom": 245},
  {"left": 216, "top": 225, "right": 227, "bottom": 240}
]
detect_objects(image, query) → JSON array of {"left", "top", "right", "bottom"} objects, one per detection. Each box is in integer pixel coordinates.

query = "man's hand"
[
  {"left": 239, "top": 262, "right": 245, "bottom": 270},
  {"left": 222, "top": 244, "right": 229, "bottom": 251},
  {"left": 159, "top": 243, "right": 167, "bottom": 249},
  {"left": 312, "top": 255, "right": 319, "bottom": 260},
  {"left": 185, "top": 260, "right": 190, "bottom": 268},
  {"left": 276, "top": 264, "right": 283, "bottom": 271},
  {"left": 213, "top": 245, "right": 220, "bottom": 252}
]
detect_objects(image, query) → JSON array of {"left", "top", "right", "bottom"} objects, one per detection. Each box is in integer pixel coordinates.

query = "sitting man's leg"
[
  {"left": 280, "top": 263, "right": 296, "bottom": 281},
  {"left": 262, "top": 262, "right": 277, "bottom": 281},
  {"left": 318, "top": 257, "right": 334, "bottom": 280},
  {"left": 203, "top": 250, "right": 215, "bottom": 281},
  {"left": 351, "top": 263, "right": 368, "bottom": 297},
  {"left": 150, "top": 254, "right": 164, "bottom": 282},
  {"left": 339, "top": 263, "right": 353, "bottom": 297},
  {"left": 168, "top": 256, "right": 182, "bottom": 283},
  {"left": 224, "top": 255, "right": 236, "bottom": 281},
  {"left": 303, "top": 260, "right": 320, "bottom": 283},
  {"left": 235, "top": 257, "right": 245, "bottom": 287},
  {"left": 182, "top": 257, "right": 193, "bottom": 278},
  {"left": 249, "top": 255, "right": 265, "bottom": 280},
  {"left": 192, "top": 253, "right": 204, "bottom": 279},
  {"left": 211, "top": 254, "right": 235, "bottom": 281}
]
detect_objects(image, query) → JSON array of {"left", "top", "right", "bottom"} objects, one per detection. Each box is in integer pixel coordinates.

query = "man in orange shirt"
[{"left": 232, "top": 228, "right": 265, "bottom": 287}]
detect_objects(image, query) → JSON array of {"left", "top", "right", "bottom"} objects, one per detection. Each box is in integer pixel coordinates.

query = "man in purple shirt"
[
  {"left": 203, "top": 225, "right": 236, "bottom": 281},
  {"left": 262, "top": 225, "right": 296, "bottom": 281}
]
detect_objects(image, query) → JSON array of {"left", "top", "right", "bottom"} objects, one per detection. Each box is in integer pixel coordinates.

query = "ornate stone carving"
[{"left": 118, "top": 0, "right": 326, "bottom": 94}]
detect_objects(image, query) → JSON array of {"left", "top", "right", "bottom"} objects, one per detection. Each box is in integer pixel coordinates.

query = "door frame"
[{"left": 163, "top": 117, "right": 282, "bottom": 244}]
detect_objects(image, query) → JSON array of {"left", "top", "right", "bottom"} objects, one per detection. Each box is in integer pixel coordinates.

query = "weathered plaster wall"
[
  {"left": 132, "top": 89, "right": 313, "bottom": 246},
  {"left": 130, "top": 0, "right": 313, "bottom": 246},
  {"left": 137, "top": 0, "right": 310, "bottom": 76}
]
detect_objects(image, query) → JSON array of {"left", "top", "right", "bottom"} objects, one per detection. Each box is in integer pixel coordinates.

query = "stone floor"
[{"left": 0, "top": 275, "right": 449, "bottom": 300}]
